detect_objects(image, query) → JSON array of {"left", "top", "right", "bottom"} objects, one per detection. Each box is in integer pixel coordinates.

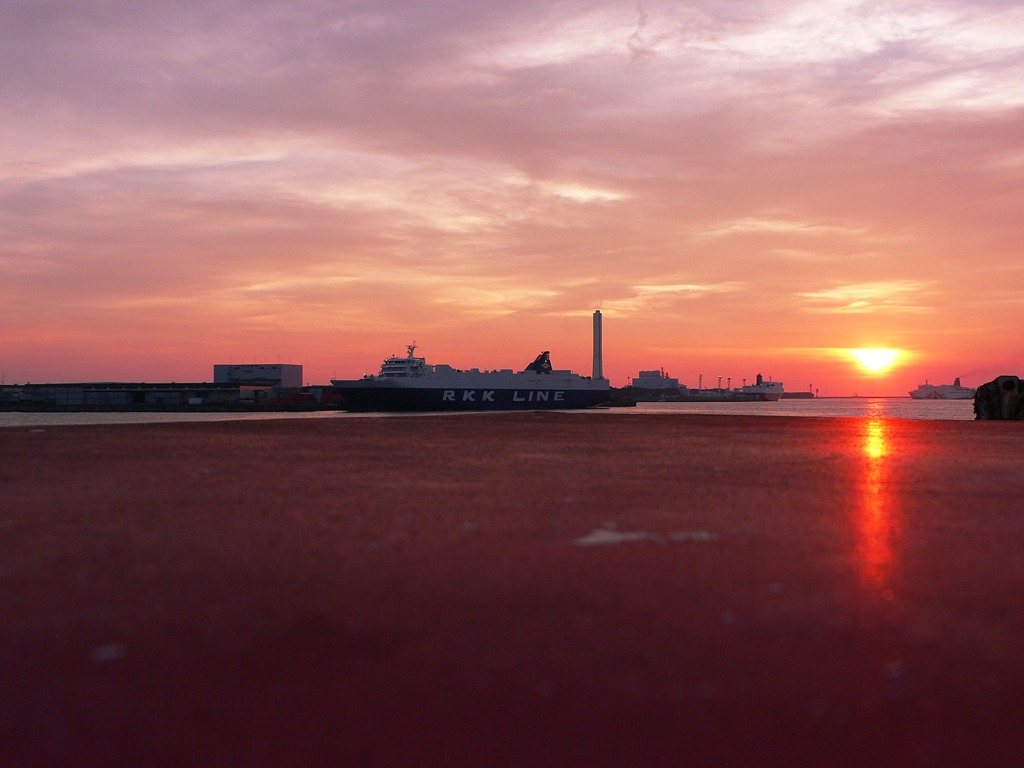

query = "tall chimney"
[{"left": 592, "top": 310, "right": 604, "bottom": 380}]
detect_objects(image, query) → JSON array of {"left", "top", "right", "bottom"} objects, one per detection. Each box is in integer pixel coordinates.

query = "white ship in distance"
[{"left": 909, "top": 377, "right": 975, "bottom": 400}]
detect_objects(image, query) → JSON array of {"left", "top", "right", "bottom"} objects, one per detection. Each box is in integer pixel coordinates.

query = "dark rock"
[{"left": 974, "top": 375, "right": 1024, "bottom": 419}]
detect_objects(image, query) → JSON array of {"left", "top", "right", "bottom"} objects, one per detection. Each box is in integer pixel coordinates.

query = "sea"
[{"left": 0, "top": 398, "right": 977, "bottom": 428}]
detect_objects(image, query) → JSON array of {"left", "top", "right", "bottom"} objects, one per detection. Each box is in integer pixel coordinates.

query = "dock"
[{"left": 3, "top": 413, "right": 1023, "bottom": 765}]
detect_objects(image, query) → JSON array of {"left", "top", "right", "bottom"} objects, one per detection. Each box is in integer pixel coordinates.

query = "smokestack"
[{"left": 592, "top": 310, "right": 604, "bottom": 380}]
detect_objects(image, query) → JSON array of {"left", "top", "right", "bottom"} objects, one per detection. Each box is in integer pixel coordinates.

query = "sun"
[{"left": 851, "top": 348, "right": 899, "bottom": 372}]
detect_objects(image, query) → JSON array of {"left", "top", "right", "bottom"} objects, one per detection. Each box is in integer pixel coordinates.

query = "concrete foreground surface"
[{"left": 3, "top": 412, "right": 1024, "bottom": 767}]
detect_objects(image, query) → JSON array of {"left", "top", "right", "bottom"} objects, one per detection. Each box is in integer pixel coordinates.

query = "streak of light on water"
[
  {"left": 624, "top": 398, "right": 976, "bottom": 420},
  {"left": 0, "top": 398, "right": 977, "bottom": 428}
]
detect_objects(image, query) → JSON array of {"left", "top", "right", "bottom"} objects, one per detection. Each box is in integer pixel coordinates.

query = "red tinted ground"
[{"left": 3, "top": 413, "right": 1024, "bottom": 767}]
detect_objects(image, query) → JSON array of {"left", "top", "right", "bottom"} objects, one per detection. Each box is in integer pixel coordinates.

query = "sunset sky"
[{"left": 3, "top": 0, "right": 1022, "bottom": 395}]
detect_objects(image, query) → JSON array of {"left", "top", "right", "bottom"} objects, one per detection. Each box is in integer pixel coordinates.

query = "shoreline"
[{"left": 0, "top": 396, "right": 979, "bottom": 429}]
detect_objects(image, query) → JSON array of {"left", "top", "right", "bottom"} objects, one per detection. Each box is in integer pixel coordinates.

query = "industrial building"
[
  {"left": 0, "top": 362, "right": 352, "bottom": 415},
  {"left": 0, "top": 362, "right": 343, "bottom": 411},
  {"left": 0, "top": 381, "right": 342, "bottom": 411},
  {"left": 214, "top": 364, "right": 302, "bottom": 389},
  {"left": 1, "top": 382, "right": 245, "bottom": 409},
  {"left": 631, "top": 369, "right": 683, "bottom": 390}
]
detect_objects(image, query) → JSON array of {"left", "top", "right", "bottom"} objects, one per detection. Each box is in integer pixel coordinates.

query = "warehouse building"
[
  {"left": 1, "top": 363, "right": 323, "bottom": 411},
  {"left": 213, "top": 364, "right": 302, "bottom": 389},
  {"left": 3, "top": 382, "right": 244, "bottom": 409}
]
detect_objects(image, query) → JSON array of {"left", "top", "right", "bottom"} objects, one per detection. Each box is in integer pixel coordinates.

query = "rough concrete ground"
[{"left": 3, "top": 413, "right": 1024, "bottom": 767}]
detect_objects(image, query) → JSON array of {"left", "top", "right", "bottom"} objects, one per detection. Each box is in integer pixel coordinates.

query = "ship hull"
[
  {"left": 676, "top": 393, "right": 782, "bottom": 403},
  {"left": 909, "top": 379, "right": 975, "bottom": 400},
  {"left": 332, "top": 382, "right": 610, "bottom": 412},
  {"left": 745, "top": 392, "right": 783, "bottom": 402},
  {"left": 627, "top": 389, "right": 783, "bottom": 403},
  {"left": 909, "top": 391, "right": 974, "bottom": 400}
]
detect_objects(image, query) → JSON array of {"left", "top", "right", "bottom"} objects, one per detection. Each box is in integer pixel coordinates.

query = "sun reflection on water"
[
  {"left": 864, "top": 419, "right": 887, "bottom": 459},
  {"left": 857, "top": 419, "right": 899, "bottom": 592}
]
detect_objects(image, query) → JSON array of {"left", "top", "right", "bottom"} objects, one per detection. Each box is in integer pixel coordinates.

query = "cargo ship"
[
  {"left": 331, "top": 311, "right": 611, "bottom": 411},
  {"left": 623, "top": 371, "right": 783, "bottom": 402},
  {"left": 909, "top": 377, "right": 975, "bottom": 400},
  {"left": 676, "top": 373, "right": 784, "bottom": 402}
]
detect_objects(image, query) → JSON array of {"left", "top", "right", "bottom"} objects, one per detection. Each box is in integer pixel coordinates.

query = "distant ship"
[
  {"left": 908, "top": 377, "right": 975, "bottom": 400},
  {"left": 737, "top": 373, "right": 784, "bottom": 401},
  {"left": 626, "top": 371, "right": 784, "bottom": 402},
  {"left": 781, "top": 385, "right": 815, "bottom": 399},
  {"left": 331, "top": 312, "right": 611, "bottom": 411},
  {"left": 685, "top": 373, "right": 782, "bottom": 402}
]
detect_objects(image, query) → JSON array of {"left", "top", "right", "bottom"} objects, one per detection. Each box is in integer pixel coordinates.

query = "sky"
[{"left": 2, "top": 0, "right": 1023, "bottom": 395}]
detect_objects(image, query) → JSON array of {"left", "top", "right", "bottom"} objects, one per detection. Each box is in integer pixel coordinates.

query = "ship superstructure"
[
  {"left": 737, "top": 373, "right": 784, "bottom": 401},
  {"left": 331, "top": 311, "right": 611, "bottom": 411},
  {"left": 909, "top": 377, "right": 975, "bottom": 400}
]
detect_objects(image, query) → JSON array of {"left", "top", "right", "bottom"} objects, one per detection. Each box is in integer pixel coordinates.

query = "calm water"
[
  {"left": 628, "top": 397, "right": 976, "bottom": 420},
  {"left": 0, "top": 398, "right": 976, "bottom": 428}
]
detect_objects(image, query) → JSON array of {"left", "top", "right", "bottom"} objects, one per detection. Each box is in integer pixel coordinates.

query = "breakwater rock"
[{"left": 974, "top": 375, "right": 1024, "bottom": 420}]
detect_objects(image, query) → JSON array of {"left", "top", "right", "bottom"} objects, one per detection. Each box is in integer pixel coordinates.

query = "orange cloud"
[{"left": 2, "top": 1, "right": 1023, "bottom": 394}]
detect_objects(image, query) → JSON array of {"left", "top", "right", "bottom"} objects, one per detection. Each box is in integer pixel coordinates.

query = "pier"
[{"left": 4, "top": 413, "right": 1023, "bottom": 765}]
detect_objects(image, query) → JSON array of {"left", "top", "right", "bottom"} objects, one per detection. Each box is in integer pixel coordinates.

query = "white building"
[
  {"left": 632, "top": 369, "right": 681, "bottom": 389},
  {"left": 213, "top": 364, "right": 303, "bottom": 389}
]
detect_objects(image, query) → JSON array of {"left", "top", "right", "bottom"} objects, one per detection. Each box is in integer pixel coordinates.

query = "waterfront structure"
[
  {"left": 2, "top": 382, "right": 244, "bottom": 409},
  {"left": 214, "top": 363, "right": 302, "bottom": 389},
  {"left": 331, "top": 311, "right": 610, "bottom": 411},
  {"left": 632, "top": 369, "right": 682, "bottom": 390}
]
